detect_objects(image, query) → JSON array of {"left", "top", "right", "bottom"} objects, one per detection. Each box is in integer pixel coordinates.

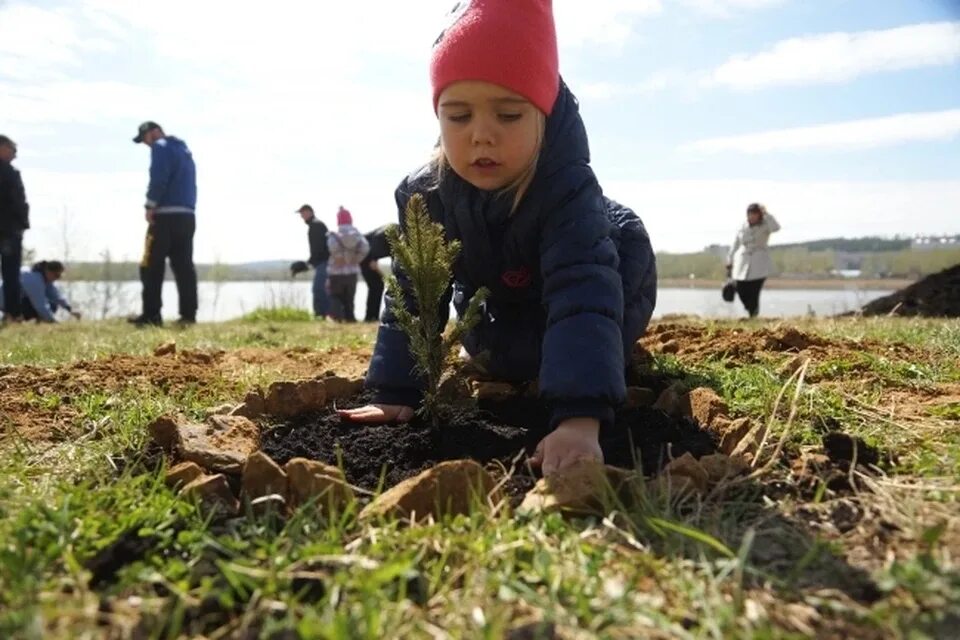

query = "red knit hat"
[
  {"left": 336, "top": 206, "right": 352, "bottom": 225},
  {"left": 430, "top": 0, "right": 559, "bottom": 116}
]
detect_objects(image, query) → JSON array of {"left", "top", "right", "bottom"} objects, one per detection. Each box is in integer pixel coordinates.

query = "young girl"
[
  {"left": 340, "top": 0, "right": 657, "bottom": 475},
  {"left": 725, "top": 203, "right": 781, "bottom": 318}
]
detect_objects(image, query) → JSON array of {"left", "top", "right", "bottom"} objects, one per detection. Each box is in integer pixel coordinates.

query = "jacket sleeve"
[
  {"left": 308, "top": 223, "right": 328, "bottom": 266},
  {"left": 606, "top": 199, "right": 656, "bottom": 359},
  {"left": 22, "top": 273, "right": 56, "bottom": 322},
  {"left": 48, "top": 283, "right": 71, "bottom": 312},
  {"left": 538, "top": 170, "right": 625, "bottom": 430},
  {"left": 763, "top": 213, "right": 781, "bottom": 233},
  {"left": 145, "top": 143, "right": 171, "bottom": 207},
  {"left": 0, "top": 165, "right": 30, "bottom": 230},
  {"left": 365, "top": 175, "right": 451, "bottom": 408}
]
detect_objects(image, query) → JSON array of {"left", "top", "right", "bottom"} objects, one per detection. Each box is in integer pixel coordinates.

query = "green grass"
[{"left": 1, "top": 317, "right": 958, "bottom": 638}]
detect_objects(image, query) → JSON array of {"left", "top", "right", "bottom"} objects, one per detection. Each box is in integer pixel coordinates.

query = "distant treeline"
[
  {"left": 657, "top": 247, "right": 960, "bottom": 280},
  {"left": 57, "top": 242, "right": 960, "bottom": 282}
]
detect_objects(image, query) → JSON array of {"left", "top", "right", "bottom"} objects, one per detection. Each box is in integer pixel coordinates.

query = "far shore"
[{"left": 657, "top": 277, "right": 913, "bottom": 290}]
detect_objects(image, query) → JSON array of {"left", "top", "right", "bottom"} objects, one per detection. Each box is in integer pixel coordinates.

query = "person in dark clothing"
[
  {"left": 0, "top": 135, "right": 29, "bottom": 323},
  {"left": 129, "top": 121, "right": 198, "bottom": 327},
  {"left": 340, "top": 0, "right": 657, "bottom": 476},
  {"left": 292, "top": 204, "right": 332, "bottom": 318},
  {"left": 360, "top": 225, "right": 392, "bottom": 322}
]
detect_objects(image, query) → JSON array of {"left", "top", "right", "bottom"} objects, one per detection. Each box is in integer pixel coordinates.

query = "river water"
[{"left": 58, "top": 280, "right": 892, "bottom": 322}]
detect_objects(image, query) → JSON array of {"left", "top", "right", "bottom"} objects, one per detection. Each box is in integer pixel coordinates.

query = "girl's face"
[
  {"left": 747, "top": 210, "right": 762, "bottom": 225},
  {"left": 437, "top": 81, "right": 543, "bottom": 192}
]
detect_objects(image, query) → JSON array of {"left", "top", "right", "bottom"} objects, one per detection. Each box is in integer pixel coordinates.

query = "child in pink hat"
[{"left": 342, "top": 0, "right": 657, "bottom": 476}]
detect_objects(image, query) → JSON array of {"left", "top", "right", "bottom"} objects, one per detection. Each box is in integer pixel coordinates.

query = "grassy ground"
[{"left": 1, "top": 313, "right": 958, "bottom": 639}]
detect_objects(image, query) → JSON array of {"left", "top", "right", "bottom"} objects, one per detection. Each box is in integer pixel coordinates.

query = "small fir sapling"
[{"left": 384, "top": 193, "right": 489, "bottom": 425}]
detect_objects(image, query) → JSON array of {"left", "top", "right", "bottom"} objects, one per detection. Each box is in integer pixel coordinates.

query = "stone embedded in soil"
[
  {"left": 472, "top": 381, "right": 517, "bottom": 401},
  {"left": 713, "top": 416, "right": 754, "bottom": 455},
  {"left": 658, "top": 452, "right": 709, "bottom": 494},
  {"left": 148, "top": 416, "right": 181, "bottom": 452},
  {"left": 359, "top": 459, "right": 497, "bottom": 522},
  {"left": 652, "top": 382, "right": 688, "bottom": 418},
  {"left": 165, "top": 461, "right": 205, "bottom": 489},
  {"left": 321, "top": 376, "right": 364, "bottom": 402},
  {"left": 625, "top": 387, "right": 657, "bottom": 409},
  {"left": 698, "top": 453, "right": 749, "bottom": 484},
  {"left": 518, "top": 460, "right": 631, "bottom": 516},
  {"left": 180, "top": 474, "right": 239, "bottom": 515},
  {"left": 179, "top": 415, "right": 260, "bottom": 474},
  {"left": 153, "top": 341, "right": 176, "bottom": 357},
  {"left": 230, "top": 391, "right": 266, "bottom": 419},
  {"left": 264, "top": 380, "right": 327, "bottom": 416},
  {"left": 684, "top": 387, "right": 729, "bottom": 427},
  {"left": 284, "top": 458, "right": 354, "bottom": 509},
  {"left": 242, "top": 451, "right": 288, "bottom": 501}
]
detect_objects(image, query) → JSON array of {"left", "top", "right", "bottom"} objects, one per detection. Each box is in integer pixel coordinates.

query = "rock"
[
  {"left": 624, "top": 387, "right": 657, "bottom": 409},
  {"left": 659, "top": 339, "right": 680, "bottom": 354},
  {"left": 652, "top": 382, "right": 687, "bottom": 417},
  {"left": 471, "top": 381, "right": 516, "bottom": 401},
  {"left": 180, "top": 474, "right": 239, "bottom": 515},
  {"left": 204, "top": 403, "right": 238, "bottom": 418},
  {"left": 148, "top": 415, "right": 180, "bottom": 452},
  {"left": 659, "top": 453, "right": 708, "bottom": 494},
  {"left": 684, "top": 387, "right": 729, "bottom": 426},
  {"left": 517, "top": 460, "right": 630, "bottom": 516},
  {"left": 713, "top": 417, "right": 754, "bottom": 455},
  {"left": 264, "top": 380, "right": 326, "bottom": 416},
  {"left": 360, "top": 460, "right": 497, "bottom": 521},
  {"left": 165, "top": 461, "right": 205, "bottom": 489},
  {"left": 437, "top": 373, "right": 472, "bottom": 402},
  {"left": 179, "top": 415, "right": 260, "bottom": 474},
  {"left": 242, "top": 452, "right": 288, "bottom": 501},
  {"left": 285, "top": 458, "right": 354, "bottom": 509},
  {"left": 698, "top": 454, "right": 748, "bottom": 484},
  {"left": 322, "top": 376, "right": 364, "bottom": 402},
  {"left": 230, "top": 391, "right": 266, "bottom": 419},
  {"left": 153, "top": 341, "right": 176, "bottom": 357}
]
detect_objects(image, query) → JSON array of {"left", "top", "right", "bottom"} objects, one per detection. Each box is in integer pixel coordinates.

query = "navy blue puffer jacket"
[{"left": 366, "top": 81, "right": 656, "bottom": 429}]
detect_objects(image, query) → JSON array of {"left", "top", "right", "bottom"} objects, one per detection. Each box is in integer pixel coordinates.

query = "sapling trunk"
[{"left": 385, "top": 193, "right": 489, "bottom": 428}]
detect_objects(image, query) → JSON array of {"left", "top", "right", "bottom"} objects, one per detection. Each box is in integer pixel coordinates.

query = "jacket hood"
[{"left": 537, "top": 79, "right": 590, "bottom": 177}]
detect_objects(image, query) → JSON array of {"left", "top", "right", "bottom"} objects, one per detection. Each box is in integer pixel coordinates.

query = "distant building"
[{"left": 911, "top": 235, "right": 960, "bottom": 251}]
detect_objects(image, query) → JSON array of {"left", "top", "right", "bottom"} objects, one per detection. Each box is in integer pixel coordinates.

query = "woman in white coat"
[{"left": 726, "top": 203, "right": 781, "bottom": 317}]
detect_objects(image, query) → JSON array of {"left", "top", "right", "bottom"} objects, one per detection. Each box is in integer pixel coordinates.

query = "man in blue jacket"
[
  {"left": 0, "top": 135, "right": 29, "bottom": 323},
  {"left": 129, "top": 122, "right": 198, "bottom": 327}
]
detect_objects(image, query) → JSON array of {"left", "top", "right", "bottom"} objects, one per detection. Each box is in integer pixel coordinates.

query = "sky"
[{"left": 1, "top": 0, "right": 959, "bottom": 263}]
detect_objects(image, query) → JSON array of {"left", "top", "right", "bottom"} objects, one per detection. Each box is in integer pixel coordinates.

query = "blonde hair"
[{"left": 432, "top": 110, "right": 547, "bottom": 214}]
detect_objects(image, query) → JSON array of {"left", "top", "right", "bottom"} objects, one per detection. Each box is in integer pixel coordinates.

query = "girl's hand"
[
  {"left": 337, "top": 404, "right": 414, "bottom": 424},
  {"left": 529, "top": 417, "right": 603, "bottom": 476}
]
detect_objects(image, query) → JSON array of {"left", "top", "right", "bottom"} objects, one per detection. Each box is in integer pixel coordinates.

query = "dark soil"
[
  {"left": 260, "top": 392, "right": 717, "bottom": 491},
  {"left": 860, "top": 264, "right": 960, "bottom": 318}
]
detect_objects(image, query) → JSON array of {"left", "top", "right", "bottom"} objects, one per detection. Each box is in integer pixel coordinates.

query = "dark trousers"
[
  {"left": 360, "top": 260, "right": 384, "bottom": 322},
  {"left": 0, "top": 232, "right": 23, "bottom": 318},
  {"left": 735, "top": 278, "right": 766, "bottom": 317},
  {"left": 141, "top": 214, "right": 197, "bottom": 320},
  {"left": 328, "top": 274, "right": 358, "bottom": 323}
]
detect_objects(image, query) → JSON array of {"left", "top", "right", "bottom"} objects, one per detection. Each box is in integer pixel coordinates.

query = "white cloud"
[
  {"left": 680, "top": 110, "right": 960, "bottom": 154},
  {"left": 710, "top": 21, "right": 960, "bottom": 89},
  {"left": 677, "top": 0, "right": 785, "bottom": 17},
  {"left": 555, "top": 0, "right": 663, "bottom": 48},
  {"left": 605, "top": 179, "right": 960, "bottom": 253}
]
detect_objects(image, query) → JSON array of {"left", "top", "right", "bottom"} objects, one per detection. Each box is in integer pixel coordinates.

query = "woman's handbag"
[{"left": 721, "top": 279, "right": 736, "bottom": 303}]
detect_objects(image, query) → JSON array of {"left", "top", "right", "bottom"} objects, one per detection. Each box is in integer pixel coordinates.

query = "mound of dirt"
[
  {"left": 860, "top": 264, "right": 960, "bottom": 318},
  {"left": 640, "top": 323, "right": 831, "bottom": 363},
  {"left": 260, "top": 393, "right": 717, "bottom": 491}
]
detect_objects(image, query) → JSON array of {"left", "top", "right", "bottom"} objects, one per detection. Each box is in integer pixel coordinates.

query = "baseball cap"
[{"left": 132, "top": 121, "right": 162, "bottom": 143}]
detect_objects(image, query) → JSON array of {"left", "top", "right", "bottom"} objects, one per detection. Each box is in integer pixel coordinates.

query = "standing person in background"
[
  {"left": 0, "top": 135, "right": 29, "bottom": 324},
  {"left": 726, "top": 202, "right": 781, "bottom": 318},
  {"left": 290, "top": 204, "right": 332, "bottom": 319},
  {"left": 326, "top": 206, "right": 369, "bottom": 323},
  {"left": 360, "top": 225, "right": 392, "bottom": 322},
  {"left": 129, "top": 121, "right": 198, "bottom": 327},
  {"left": 0, "top": 261, "right": 81, "bottom": 323}
]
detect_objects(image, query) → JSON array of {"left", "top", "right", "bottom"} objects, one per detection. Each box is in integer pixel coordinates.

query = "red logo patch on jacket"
[{"left": 501, "top": 266, "right": 532, "bottom": 288}]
